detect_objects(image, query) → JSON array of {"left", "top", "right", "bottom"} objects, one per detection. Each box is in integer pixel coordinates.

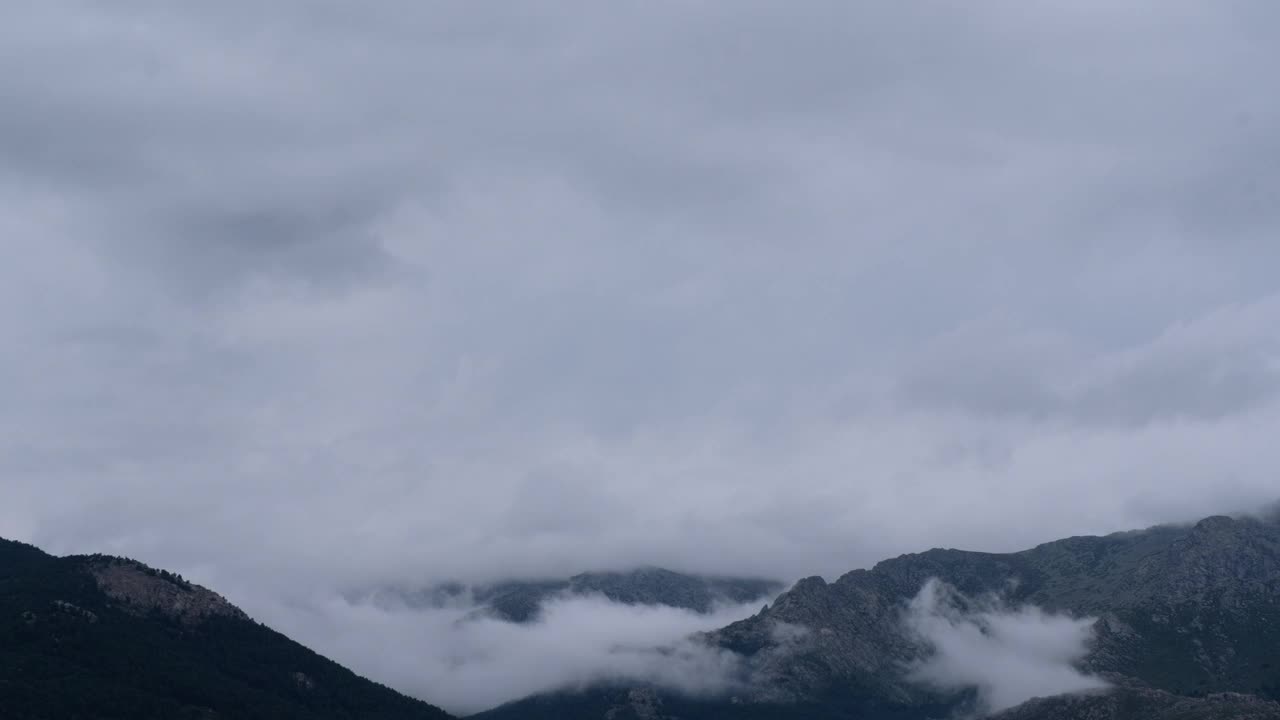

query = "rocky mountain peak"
[
  {"left": 1192, "top": 514, "right": 1237, "bottom": 533},
  {"left": 89, "top": 558, "right": 248, "bottom": 625}
]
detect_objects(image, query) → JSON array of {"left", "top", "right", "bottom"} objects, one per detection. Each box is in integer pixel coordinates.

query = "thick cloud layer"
[
  {"left": 258, "top": 591, "right": 756, "bottom": 715},
  {"left": 905, "top": 579, "right": 1107, "bottom": 715},
  {"left": 3, "top": 1, "right": 1280, "bottom": 704}
]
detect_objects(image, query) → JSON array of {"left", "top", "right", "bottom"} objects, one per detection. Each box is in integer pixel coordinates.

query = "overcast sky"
[{"left": 4, "top": 1, "right": 1280, "bottom": 608}]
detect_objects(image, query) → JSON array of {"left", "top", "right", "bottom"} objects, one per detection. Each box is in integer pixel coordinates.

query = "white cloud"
[
  {"left": 258, "top": 591, "right": 756, "bottom": 716},
  {"left": 904, "top": 579, "right": 1108, "bottom": 715}
]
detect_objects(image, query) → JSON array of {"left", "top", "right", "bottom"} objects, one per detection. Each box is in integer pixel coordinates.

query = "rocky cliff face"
[
  {"left": 90, "top": 558, "right": 249, "bottom": 625},
  {"left": 702, "top": 513, "right": 1280, "bottom": 707},
  {"left": 477, "top": 511, "right": 1280, "bottom": 720}
]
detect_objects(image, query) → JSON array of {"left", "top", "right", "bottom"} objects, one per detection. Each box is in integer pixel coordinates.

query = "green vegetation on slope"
[{"left": 0, "top": 538, "right": 452, "bottom": 720}]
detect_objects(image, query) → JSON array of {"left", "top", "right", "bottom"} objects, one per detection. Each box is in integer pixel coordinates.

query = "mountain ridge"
[
  {"left": 6, "top": 510, "right": 1278, "bottom": 719},
  {"left": 476, "top": 510, "right": 1280, "bottom": 719},
  {"left": 372, "top": 566, "right": 784, "bottom": 623},
  {"left": 0, "top": 536, "right": 453, "bottom": 720}
]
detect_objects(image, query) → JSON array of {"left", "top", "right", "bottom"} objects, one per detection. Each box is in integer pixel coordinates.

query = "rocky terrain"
[
  {"left": 477, "top": 511, "right": 1280, "bottom": 719},
  {"left": 704, "top": 513, "right": 1280, "bottom": 705},
  {"left": 90, "top": 558, "right": 249, "bottom": 625}
]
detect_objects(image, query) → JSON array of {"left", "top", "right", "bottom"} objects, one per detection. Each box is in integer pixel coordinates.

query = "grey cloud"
[
  {"left": 895, "top": 297, "right": 1280, "bottom": 425},
  {"left": 3, "top": 0, "right": 1280, "bottom": 705},
  {"left": 257, "top": 590, "right": 756, "bottom": 715}
]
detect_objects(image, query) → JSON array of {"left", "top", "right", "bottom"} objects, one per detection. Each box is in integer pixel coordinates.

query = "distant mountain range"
[
  {"left": 476, "top": 511, "right": 1280, "bottom": 720},
  {"left": 5, "top": 509, "right": 1280, "bottom": 719},
  {"left": 371, "top": 567, "right": 785, "bottom": 622}
]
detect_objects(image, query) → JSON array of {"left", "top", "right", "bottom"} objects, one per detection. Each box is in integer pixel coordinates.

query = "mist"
[
  {"left": 257, "top": 590, "right": 760, "bottom": 715},
  {"left": 4, "top": 1, "right": 1280, "bottom": 714},
  {"left": 903, "top": 579, "right": 1108, "bottom": 715}
]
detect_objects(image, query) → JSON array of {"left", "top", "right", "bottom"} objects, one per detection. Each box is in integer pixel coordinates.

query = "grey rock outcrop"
[
  {"left": 703, "top": 513, "right": 1280, "bottom": 707},
  {"left": 90, "top": 558, "right": 248, "bottom": 625}
]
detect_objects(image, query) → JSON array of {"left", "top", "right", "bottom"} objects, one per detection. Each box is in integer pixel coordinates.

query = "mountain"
[
  {"left": 475, "top": 511, "right": 1280, "bottom": 719},
  {"left": 381, "top": 567, "right": 784, "bottom": 623},
  {"left": 988, "top": 686, "right": 1280, "bottom": 720},
  {"left": 0, "top": 537, "right": 452, "bottom": 720},
  {"left": 11, "top": 514, "right": 1277, "bottom": 720},
  {"left": 475, "top": 684, "right": 1280, "bottom": 720}
]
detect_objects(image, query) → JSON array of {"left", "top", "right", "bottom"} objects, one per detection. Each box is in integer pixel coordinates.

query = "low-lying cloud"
[
  {"left": 904, "top": 579, "right": 1107, "bottom": 715},
  {"left": 258, "top": 591, "right": 759, "bottom": 716}
]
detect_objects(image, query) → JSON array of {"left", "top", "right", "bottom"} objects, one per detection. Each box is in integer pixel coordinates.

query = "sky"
[{"left": 4, "top": 0, "right": 1280, "bottom": 667}]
